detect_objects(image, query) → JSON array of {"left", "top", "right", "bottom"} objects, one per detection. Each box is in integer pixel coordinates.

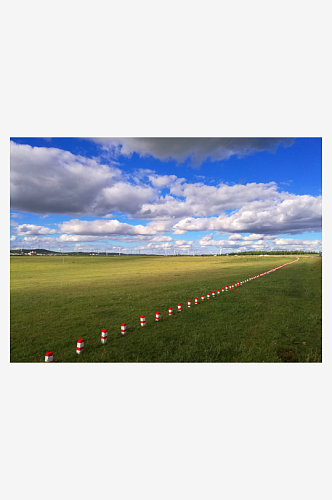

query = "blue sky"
[{"left": 10, "top": 137, "right": 322, "bottom": 254}]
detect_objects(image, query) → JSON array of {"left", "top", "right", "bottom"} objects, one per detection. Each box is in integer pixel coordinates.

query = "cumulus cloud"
[
  {"left": 196, "top": 234, "right": 321, "bottom": 253},
  {"left": 98, "top": 182, "right": 156, "bottom": 215},
  {"left": 11, "top": 220, "right": 175, "bottom": 244},
  {"left": 12, "top": 236, "right": 129, "bottom": 253},
  {"left": 172, "top": 194, "right": 322, "bottom": 235},
  {"left": 92, "top": 138, "right": 294, "bottom": 167},
  {"left": 150, "top": 236, "right": 173, "bottom": 242},
  {"left": 274, "top": 238, "right": 321, "bottom": 248},
  {"left": 137, "top": 181, "right": 282, "bottom": 219},
  {"left": 174, "top": 239, "right": 194, "bottom": 247},
  {"left": 147, "top": 174, "right": 178, "bottom": 188},
  {"left": 145, "top": 219, "right": 174, "bottom": 233},
  {"left": 10, "top": 142, "right": 156, "bottom": 217},
  {"left": 58, "top": 219, "right": 162, "bottom": 236},
  {"left": 16, "top": 236, "right": 57, "bottom": 246},
  {"left": 199, "top": 234, "right": 223, "bottom": 247},
  {"left": 228, "top": 233, "right": 273, "bottom": 241},
  {"left": 146, "top": 241, "right": 173, "bottom": 249},
  {"left": 58, "top": 234, "right": 109, "bottom": 242},
  {"left": 16, "top": 224, "right": 59, "bottom": 235}
]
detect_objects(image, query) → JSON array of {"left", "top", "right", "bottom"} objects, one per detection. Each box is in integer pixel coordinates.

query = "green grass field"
[{"left": 10, "top": 255, "right": 322, "bottom": 362}]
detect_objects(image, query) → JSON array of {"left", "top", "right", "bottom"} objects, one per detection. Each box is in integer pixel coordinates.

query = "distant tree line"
[{"left": 226, "top": 250, "right": 319, "bottom": 256}]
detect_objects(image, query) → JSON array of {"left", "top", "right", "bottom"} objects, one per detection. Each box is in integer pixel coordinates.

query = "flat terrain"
[{"left": 10, "top": 255, "right": 322, "bottom": 362}]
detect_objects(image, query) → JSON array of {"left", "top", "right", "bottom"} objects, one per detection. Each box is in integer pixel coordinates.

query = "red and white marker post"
[
  {"left": 140, "top": 315, "right": 146, "bottom": 327},
  {"left": 45, "top": 352, "right": 53, "bottom": 363},
  {"left": 195, "top": 298, "right": 198, "bottom": 305},
  {"left": 177, "top": 304, "right": 181, "bottom": 312},
  {"left": 212, "top": 292, "right": 215, "bottom": 297},
  {"left": 222, "top": 288, "right": 224, "bottom": 293},
  {"left": 187, "top": 300, "right": 191, "bottom": 308},
  {"left": 155, "top": 312, "right": 161, "bottom": 321},
  {"left": 201, "top": 295, "right": 205, "bottom": 301},
  {"left": 169, "top": 307, "right": 173, "bottom": 315},
  {"left": 121, "top": 323, "right": 127, "bottom": 335},
  {"left": 101, "top": 329, "right": 108, "bottom": 344},
  {"left": 217, "top": 290, "right": 220, "bottom": 295},
  {"left": 76, "top": 339, "right": 84, "bottom": 354},
  {"left": 207, "top": 293, "right": 210, "bottom": 299}
]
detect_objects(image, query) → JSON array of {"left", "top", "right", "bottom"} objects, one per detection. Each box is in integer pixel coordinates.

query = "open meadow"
[{"left": 10, "top": 254, "right": 322, "bottom": 363}]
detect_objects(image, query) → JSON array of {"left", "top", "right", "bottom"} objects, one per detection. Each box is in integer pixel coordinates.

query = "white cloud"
[
  {"left": 58, "top": 234, "right": 109, "bottom": 242},
  {"left": 147, "top": 174, "right": 178, "bottom": 188},
  {"left": 174, "top": 239, "right": 194, "bottom": 247},
  {"left": 145, "top": 219, "right": 175, "bottom": 233},
  {"left": 11, "top": 220, "right": 174, "bottom": 244},
  {"left": 10, "top": 142, "right": 156, "bottom": 217},
  {"left": 98, "top": 182, "right": 156, "bottom": 215},
  {"left": 58, "top": 219, "right": 162, "bottom": 236},
  {"left": 274, "top": 238, "right": 321, "bottom": 248},
  {"left": 137, "top": 181, "right": 283, "bottom": 219},
  {"left": 16, "top": 224, "right": 59, "bottom": 235},
  {"left": 172, "top": 194, "right": 322, "bottom": 235},
  {"left": 196, "top": 234, "right": 322, "bottom": 253},
  {"left": 146, "top": 242, "right": 173, "bottom": 249},
  {"left": 16, "top": 236, "right": 56, "bottom": 246},
  {"left": 150, "top": 236, "right": 173, "bottom": 242},
  {"left": 199, "top": 234, "right": 224, "bottom": 247},
  {"left": 228, "top": 233, "right": 267, "bottom": 241}
]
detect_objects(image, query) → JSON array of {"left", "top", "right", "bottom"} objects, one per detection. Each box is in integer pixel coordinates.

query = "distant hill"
[
  {"left": 10, "top": 248, "right": 58, "bottom": 254},
  {"left": 10, "top": 249, "right": 126, "bottom": 256}
]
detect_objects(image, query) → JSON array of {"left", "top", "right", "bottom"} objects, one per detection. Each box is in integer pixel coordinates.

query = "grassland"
[{"left": 10, "top": 255, "right": 322, "bottom": 362}]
